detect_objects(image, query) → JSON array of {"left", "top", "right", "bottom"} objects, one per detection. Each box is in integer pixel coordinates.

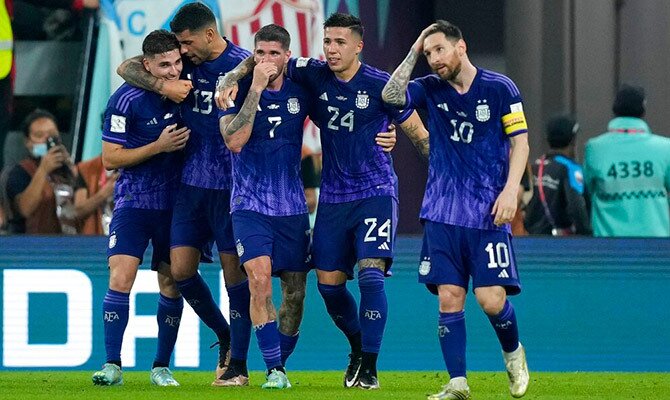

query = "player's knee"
[
  {"left": 476, "top": 292, "right": 506, "bottom": 316},
  {"left": 108, "top": 261, "right": 137, "bottom": 292},
  {"left": 249, "top": 273, "right": 272, "bottom": 297},
  {"left": 437, "top": 285, "right": 466, "bottom": 312}
]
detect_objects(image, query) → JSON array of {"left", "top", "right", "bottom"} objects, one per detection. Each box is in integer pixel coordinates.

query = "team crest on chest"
[
  {"left": 287, "top": 97, "right": 300, "bottom": 114},
  {"left": 355, "top": 91, "right": 369, "bottom": 109},
  {"left": 476, "top": 99, "right": 490, "bottom": 122}
]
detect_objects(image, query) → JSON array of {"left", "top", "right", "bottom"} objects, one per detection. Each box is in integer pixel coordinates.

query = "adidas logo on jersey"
[
  {"left": 319, "top": 92, "right": 328, "bottom": 101},
  {"left": 146, "top": 117, "right": 158, "bottom": 125},
  {"left": 437, "top": 103, "right": 449, "bottom": 111},
  {"left": 377, "top": 242, "right": 390, "bottom": 250},
  {"left": 498, "top": 269, "right": 509, "bottom": 278}
]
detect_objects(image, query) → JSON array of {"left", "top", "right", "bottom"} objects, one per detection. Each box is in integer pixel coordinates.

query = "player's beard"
[{"left": 435, "top": 60, "right": 462, "bottom": 82}]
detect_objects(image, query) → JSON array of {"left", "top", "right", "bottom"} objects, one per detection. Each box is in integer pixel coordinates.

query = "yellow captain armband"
[{"left": 502, "top": 111, "right": 528, "bottom": 136}]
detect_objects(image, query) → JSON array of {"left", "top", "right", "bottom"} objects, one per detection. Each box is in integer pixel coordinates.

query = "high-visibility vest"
[{"left": 0, "top": 2, "right": 12, "bottom": 80}]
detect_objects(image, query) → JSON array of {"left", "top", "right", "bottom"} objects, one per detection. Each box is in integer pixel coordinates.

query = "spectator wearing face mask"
[{"left": 0, "top": 108, "right": 81, "bottom": 233}]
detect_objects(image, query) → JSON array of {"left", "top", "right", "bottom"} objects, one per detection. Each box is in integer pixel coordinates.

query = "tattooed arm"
[
  {"left": 117, "top": 55, "right": 193, "bottom": 103},
  {"left": 215, "top": 55, "right": 257, "bottom": 110},
  {"left": 382, "top": 23, "right": 438, "bottom": 107},
  {"left": 398, "top": 111, "right": 430, "bottom": 159},
  {"left": 382, "top": 49, "right": 420, "bottom": 107},
  {"left": 219, "top": 89, "right": 261, "bottom": 153},
  {"left": 220, "top": 62, "right": 277, "bottom": 152}
]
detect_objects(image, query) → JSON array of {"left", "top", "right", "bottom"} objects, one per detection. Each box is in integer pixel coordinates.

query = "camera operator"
[{"left": 1, "top": 108, "right": 82, "bottom": 234}]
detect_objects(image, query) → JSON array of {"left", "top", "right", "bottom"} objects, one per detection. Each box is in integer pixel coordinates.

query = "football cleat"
[
  {"left": 150, "top": 367, "right": 180, "bottom": 386},
  {"left": 210, "top": 340, "right": 231, "bottom": 381},
  {"left": 261, "top": 368, "right": 291, "bottom": 389},
  {"left": 427, "top": 377, "right": 471, "bottom": 400},
  {"left": 503, "top": 343, "right": 529, "bottom": 398},
  {"left": 92, "top": 363, "right": 123, "bottom": 386},
  {"left": 343, "top": 352, "right": 363, "bottom": 388},
  {"left": 357, "top": 368, "right": 380, "bottom": 390},
  {"left": 212, "top": 359, "right": 249, "bottom": 387}
]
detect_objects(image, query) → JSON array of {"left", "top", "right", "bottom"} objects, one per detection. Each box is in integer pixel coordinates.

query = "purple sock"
[
  {"left": 358, "top": 268, "right": 387, "bottom": 354},
  {"left": 439, "top": 311, "right": 467, "bottom": 379},
  {"left": 254, "top": 320, "right": 282, "bottom": 371},
  {"left": 103, "top": 289, "right": 129, "bottom": 365},
  {"left": 153, "top": 294, "right": 183, "bottom": 367},
  {"left": 175, "top": 273, "right": 230, "bottom": 342},
  {"left": 317, "top": 282, "right": 361, "bottom": 336},
  {"left": 487, "top": 300, "right": 520, "bottom": 353},
  {"left": 279, "top": 331, "right": 299, "bottom": 366},
  {"left": 226, "top": 280, "right": 252, "bottom": 361}
]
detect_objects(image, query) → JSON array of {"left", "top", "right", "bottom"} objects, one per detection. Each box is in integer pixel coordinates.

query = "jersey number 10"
[{"left": 450, "top": 119, "right": 474, "bottom": 143}]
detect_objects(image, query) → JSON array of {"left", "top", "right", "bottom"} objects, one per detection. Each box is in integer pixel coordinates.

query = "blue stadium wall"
[{"left": 0, "top": 236, "right": 668, "bottom": 372}]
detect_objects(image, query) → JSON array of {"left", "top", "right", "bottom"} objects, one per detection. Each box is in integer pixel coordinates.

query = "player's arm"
[
  {"left": 117, "top": 55, "right": 193, "bottom": 103},
  {"left": 398, "top": 111, "right": 429, "bottom": 159},
  {"left": 220, "top": 62, "right": 276, "bottom": 153},
  {"left": 492, "top": 133, "right": 530, "bottom": 226},
  {"left": 382, "top": 24, "right": 437, "bottom": 107},
  {"left": 102, "top": 124, "right": 190, "bottom": 170},
  {"left": 215, "top": 56, "right": 257, "bottom": 110}
]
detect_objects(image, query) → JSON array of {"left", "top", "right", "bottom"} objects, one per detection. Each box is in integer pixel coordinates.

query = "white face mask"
[{"left": 31, "top": 143, "right": 48, "bottom": 158}]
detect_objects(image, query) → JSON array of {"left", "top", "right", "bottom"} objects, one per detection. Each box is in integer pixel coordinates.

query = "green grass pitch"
[{"left": 1, "top": 371, "right": 669, "bottom": 399}]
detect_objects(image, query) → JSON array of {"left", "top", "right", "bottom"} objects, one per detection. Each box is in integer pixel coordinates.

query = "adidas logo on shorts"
[
  {"left": 498, "top": 269, "right": 509, "bottom": 278},
  {"left": 377, "top": 242, "right": 390, "bottom": 250}
]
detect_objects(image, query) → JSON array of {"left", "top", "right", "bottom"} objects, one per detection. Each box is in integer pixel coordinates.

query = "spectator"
[
  {"left": 73, "top": 154, "right": 117, "bottom": 235},
  {"left": 0, "top": 108, "right": 80, "bottom": 234},
  {"left": 584, "top": 85, "right": 670, "bottom": 237},
  {"left": 525, "top": 115, "right": 591, "bottom": 235}
]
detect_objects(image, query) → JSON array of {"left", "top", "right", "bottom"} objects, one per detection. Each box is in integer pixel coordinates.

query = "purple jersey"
[
  {"left": 406, "top": 69, "right": 528, "bottom": 232},
  {"left": 180, "top": 39, "right": 251, "bottom": 189},
  {"left": 219, "top": 76, "right": 309, "bottom": 216},
  {"left": 286, "top": 57, "right": 412, "bottom": 203},
  {"left": 102, "top": 83, "right": 182, "bottom": 210}
]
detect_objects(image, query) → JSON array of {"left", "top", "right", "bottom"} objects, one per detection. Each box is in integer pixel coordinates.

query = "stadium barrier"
[{"left": 1, "top": 236, "right": 668, "bottom": 371}]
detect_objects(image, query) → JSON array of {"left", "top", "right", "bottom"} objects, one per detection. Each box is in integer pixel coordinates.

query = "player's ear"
[
  {"left": 285, "top": 49, "right": 291, "bottom": 61},
  {"left": 356, "top": 39, "right": 364, "bottom": 55},
  {"left": 457, "top": 39, "right": 467, "bottom": 56},
  {"left": 142, "top": 57, "right": 151, "bottom": 73}
]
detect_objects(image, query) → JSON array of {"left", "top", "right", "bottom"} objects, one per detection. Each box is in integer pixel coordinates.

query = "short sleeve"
[
  {"left": 406, "top": 80, "right": 428, "bottom": 110},
  {"left": 102, "top": 97, "right": 132, "bottom": 145},
  {"left": 498, "top": 78, "right": 528, "bottom": 137},
  {"left": 286, "top": 57, "right": 325, "bottom": 90}
]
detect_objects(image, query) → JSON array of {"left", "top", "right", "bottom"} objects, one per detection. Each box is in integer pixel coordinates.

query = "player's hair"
[
  {"left": 170, "top": 2, "right": 217, "bottom": 34},
  {"left": 324, "top": 13, "right": 364, "bottom": 38},
  {"left": 22, "top": 108, "right": 58, "bottom": 138},
  {"left": 254, "top": 24, "right": 291, "bottom": 51},
  {"left": 142, "top": 29, "right": 180, "bottom": 57},
  {"left": 426, "top": 20, "right": 463, "bottom": 43}
]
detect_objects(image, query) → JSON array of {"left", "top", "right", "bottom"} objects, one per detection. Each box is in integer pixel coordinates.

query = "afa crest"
[
  {"left": 108, "top": 233, "right": 117, "bottom": 249},
  {"left": 287, "top": 98, "right": 300, "bottom": 114},
  {"left": 419, "top": 258, "right": 431, "bottom": 275},
  {"left": 476, "top": 100, "right": 490, "bottom": 122},
  {"left": 355, "top": 91, "right": 369, "bottom": 109}
]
